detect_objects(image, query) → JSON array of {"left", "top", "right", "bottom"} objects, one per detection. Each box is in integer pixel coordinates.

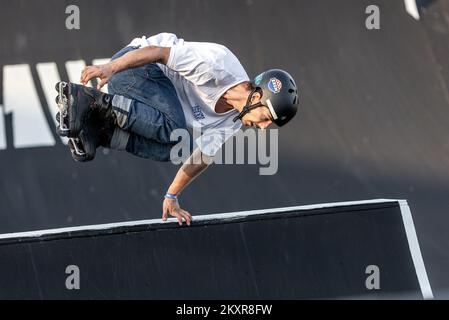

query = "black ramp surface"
[
  {"left": 0, "top": 0, "right": 448, "bottom": 296},
  {"left": 0, "top": 201, "right": 426, "bottom": 299}
]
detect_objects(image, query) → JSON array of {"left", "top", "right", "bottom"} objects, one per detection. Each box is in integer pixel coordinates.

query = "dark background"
[{"left": 0, "top": 0, "right": 448, "bottom": 297}]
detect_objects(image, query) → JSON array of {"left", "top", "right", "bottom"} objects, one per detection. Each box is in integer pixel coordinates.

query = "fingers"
[
  {"left": 177, "top": 210, "right": 191, "bottom": 226},
  {"left": 80, "top": 67, "right": 90, "bottom": 84},
  {"left": 162, "top": 204, "right": 169, "bottom": 221},
  {"left": 164, "top": 210, "right": 192, "bottom": 226},
  {"left": 180, "top": 209, "right": 192, "bottom": 226},
  {"left": 97, "top": 78, "right": 108, "bottom": 90},
  {"left": 83, "top": 71, "right": 97, "bottom": 85},
  {"left": 161, "top": 199, "right": 192, "bottom": 226},
  {"left": 80, "top": 66, "right": 99, "bottom": 85},
  {"left": 172, "top": 210, "right": 189, "bottom": 226},
  {"left": 177, "top": 214, "right": 183, "bottom": 226}
]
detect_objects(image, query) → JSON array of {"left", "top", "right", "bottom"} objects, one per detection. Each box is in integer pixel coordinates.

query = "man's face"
[
  {"left": 241, "top": 91, "right": 273, "bottom": 129},
  {"left": 241, "top": 106, "right": 273, "bottom": 129}
]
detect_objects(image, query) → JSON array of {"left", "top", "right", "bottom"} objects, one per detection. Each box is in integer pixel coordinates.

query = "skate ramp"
[
  {"left": 0, "top": 0, "right": 448, "bottom": 297},
  {"left": 0, "top": 200, "right": 432, "bottom": 299}
]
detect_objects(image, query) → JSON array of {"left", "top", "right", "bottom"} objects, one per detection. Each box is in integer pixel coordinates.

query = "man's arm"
[
  {"left": 80, "top": 46, "right": 171, "bottom": 88},
  {"left": 110, "top": 46, "right": 171, "bottom": 72},
  {"left": 162, "top": 148, "right": 214, "bottom": 226}
]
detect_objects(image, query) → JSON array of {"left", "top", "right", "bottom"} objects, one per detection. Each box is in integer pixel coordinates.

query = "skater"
[{"left": 55, "top": 33, "right": 299, "bottom": 226}]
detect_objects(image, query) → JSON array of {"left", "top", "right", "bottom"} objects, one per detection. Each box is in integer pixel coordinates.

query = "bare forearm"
[
  {"left": 110, "top": 46, "right": 170, "bottom": 73},
  {"left": 80, "top": 46, "right": 170, "bottom": 87},
  {"left": 167, "top": 165, "right": 207, "bottom": 195},
  {"left": 167, "top": 149, "right": 212, "bottom": 195}
]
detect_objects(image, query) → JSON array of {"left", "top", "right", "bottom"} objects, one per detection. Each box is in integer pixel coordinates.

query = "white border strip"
[
  {"left": 266, "top": 99, "right": 278, "bottom": 120},
  {"left": 0, "top": 199, "right": 397, "bottom": 241},
  {"left": 404, "top": 0, "right": 420, "bottom": 20},
  {"left": 399, "top": 200, "right": 433, "bottom": 299}
]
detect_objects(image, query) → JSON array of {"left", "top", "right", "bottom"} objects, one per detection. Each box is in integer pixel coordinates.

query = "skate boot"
[
  {"left": 96, "top": 108, "right": 117, "bottom": 149},
  {"left": 56, "top": 108, "right": 116, "bottom": 162},
  {"left": 55, "top": 81, "right": 114, "bottom": 138}
]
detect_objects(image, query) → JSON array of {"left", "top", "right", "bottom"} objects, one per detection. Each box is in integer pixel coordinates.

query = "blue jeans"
[{"left": 108, "top": 46, "right": 187, "bottom": 162}]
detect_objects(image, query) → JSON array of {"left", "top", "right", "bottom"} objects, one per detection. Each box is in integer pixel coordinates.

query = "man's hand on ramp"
[{"left": 162, "top": 198, "right": 192, "bottom": 226}]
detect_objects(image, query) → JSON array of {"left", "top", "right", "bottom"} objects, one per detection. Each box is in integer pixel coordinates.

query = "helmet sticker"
[
  {"left": 268, "top": 78, "right": 282, "bottom": 94},
  {"left": 254, "top": 73, "right": 264, "bottom": 86}
]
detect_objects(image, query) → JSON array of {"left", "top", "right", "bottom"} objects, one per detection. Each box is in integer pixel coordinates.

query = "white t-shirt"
[{"left": 128, "top": 33, "right": 249, "bottom": 156}]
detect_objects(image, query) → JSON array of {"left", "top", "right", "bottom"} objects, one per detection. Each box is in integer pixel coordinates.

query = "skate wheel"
[
  {"left": 68, "top": 138, "right": 94, "bottom": 162},
  {"left": 55, "top": 81, "right": 68, "bottom": 92},
  {"left": 56, "top": 125, "right": 70, "bottom": 137}
]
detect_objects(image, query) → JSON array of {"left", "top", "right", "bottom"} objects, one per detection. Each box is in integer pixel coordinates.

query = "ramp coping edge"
[{"left": 0, "top": 198, "right": 398, "bottom": 240}]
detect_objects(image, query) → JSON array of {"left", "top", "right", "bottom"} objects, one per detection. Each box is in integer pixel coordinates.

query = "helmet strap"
[{"left": 233, "top": 88, "right": 263, "bottom": 123}]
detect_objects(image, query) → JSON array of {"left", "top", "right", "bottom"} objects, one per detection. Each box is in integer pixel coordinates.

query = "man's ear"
[{"left": 251, "top": 91, "right": 262, "bottom": 103}]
